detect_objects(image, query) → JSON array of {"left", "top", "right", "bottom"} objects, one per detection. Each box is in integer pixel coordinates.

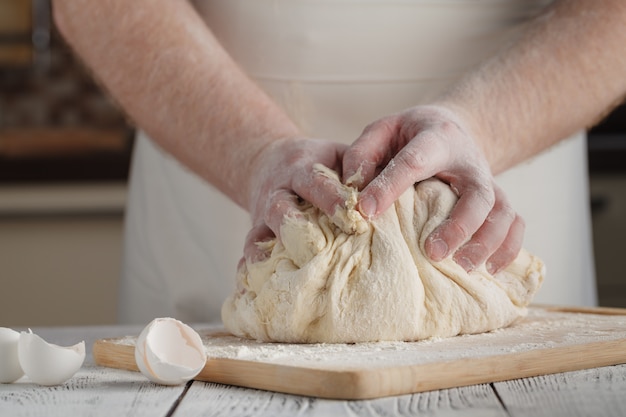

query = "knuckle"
[
  {"left": 436, "top": 119, "right": 462, "bottom": 138},
  {"left": 491, "top": 186, "right": 518, "bottom": 223},
  {"left": 394, "top": 146, "right": 429, "bottom": 174},
  {"left": 494, "top": 245, "right": 519, "bottom": 265},
  {"left": 441, "top": 218, "right": 472, "bottom": 246},
  {"left": 267, "top": 191, "right": 286, "bottom": 214},
  {"left": 476, "top": 185, "right": 496, "bottom": 210},
  {"left": 487, "top": 201, "right": 516, "bottom": 225},
  {"left": 265, "top": 190, "right": 296, "bottom": 223},
  {"left": 363, "top": 116, "right": 397, "bottom": 136}
]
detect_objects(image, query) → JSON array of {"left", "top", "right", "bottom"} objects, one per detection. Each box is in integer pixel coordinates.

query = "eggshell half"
[
  {"left": 135, "top": 318, "right": 207, "bottom": 385},
  {"left": 0, "top": 327, "right": 24, "bottom": 383},
  {"left": 18, "top": 330, "right": 85, "bottom": 386}
]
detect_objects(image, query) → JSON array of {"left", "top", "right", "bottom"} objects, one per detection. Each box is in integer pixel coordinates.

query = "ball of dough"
[{"left": 222, "top": 171, "right": 544, "bottom": 343}]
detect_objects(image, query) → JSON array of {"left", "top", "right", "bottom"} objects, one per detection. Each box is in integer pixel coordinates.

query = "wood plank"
[
  {"left": 93, "top": 307, "right": 626, "bottom": 400},
  {"left": 175, "top": 382, "right": 508, "bottom": 417},
  {"left": 535, "top": 304, "right": 626, "bottom": 316},
  {"left": 0, "top": 128, "right": 128, "bottom": 158},
  {"left": 0, "top": 44, "right": 31, "bottom": 66},
  {"left": 0, "top": 366, "right": 185, "bottom": 417},
  {"left": 493, "top": 364, "right": 626, "bottom": 417}
]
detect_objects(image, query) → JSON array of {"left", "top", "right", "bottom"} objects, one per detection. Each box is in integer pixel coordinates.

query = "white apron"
[{"left": 118, "top": 0, "right": 596, "bottom": 324}]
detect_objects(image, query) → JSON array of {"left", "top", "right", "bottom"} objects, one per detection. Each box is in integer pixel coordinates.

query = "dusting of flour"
[{"left": 111, "top": 308, "right": 626, "bottom": 371}]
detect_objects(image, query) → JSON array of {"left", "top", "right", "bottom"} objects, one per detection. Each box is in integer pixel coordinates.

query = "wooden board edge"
[
  {"left": 93, "top": 336, "right": 626, "bottom": 400},
  {"left": 92, "top": 307, "right": 626, "bottom": 399},
  {"left": 200, "top": 357, "right": 363, "bottom": 399},
  {"left": 531, "top": 304, "right": 626, "bottom": 316},
  {"left": 93, "top": 339, "right": 138, "bottom": 371},
  {"left": 92, "top": 338, "right": 363, "bottom": 398},
  {"left": 344, "top": 338, "right": 626, "bottom": 399},
  {"left": 198, "top": 338, "right": 626, "bottom": 399}
]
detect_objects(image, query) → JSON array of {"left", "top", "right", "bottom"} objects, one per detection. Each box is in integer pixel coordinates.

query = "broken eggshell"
[
  {"left": 135, "top": 317, "right": 207, "bottom": 385},
  {"left": 17, "top": 329, "right": 86, "bottom": 386},
  {"left": 0, "top": 327, "right": 24, "bottom": 383}
]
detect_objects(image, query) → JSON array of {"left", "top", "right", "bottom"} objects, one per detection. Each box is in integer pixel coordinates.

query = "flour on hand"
[{"left": 222, "top": 166, "right": 544, "bottom": 343}]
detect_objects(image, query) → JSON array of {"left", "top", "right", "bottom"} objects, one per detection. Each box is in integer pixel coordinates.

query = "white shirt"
[{"left": 118, "top": 0, "right": 596, "bottom": 324}]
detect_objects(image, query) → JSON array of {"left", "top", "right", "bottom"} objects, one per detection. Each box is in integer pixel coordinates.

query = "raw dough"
[{"left": 222, "top": 166, "right": 544, "bottom": 343}]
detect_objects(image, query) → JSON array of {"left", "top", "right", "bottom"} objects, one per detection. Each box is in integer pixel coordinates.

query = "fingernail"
[
  {"left": 487, "top": 261, "right": 498, "bottom": 275},
  {"left": 359, "top": 195, "right": 377, "bottom": 219},
  {"left": 428, "top": 238, "right": 449, "bottom": 261},
  {"left": 247, "top": 240, "right": 273, "bottom": 264},
  {"left": 455, "top": 256, "right": 475, "bottom": 272}
]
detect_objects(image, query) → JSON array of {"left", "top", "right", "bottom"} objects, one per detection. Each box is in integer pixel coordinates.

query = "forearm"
[
  {"left": 436, "top": 0, "right": 626, "bottom": 174},
  {"left": 53, "top": 0, "right": 300, "bottom": 209}
]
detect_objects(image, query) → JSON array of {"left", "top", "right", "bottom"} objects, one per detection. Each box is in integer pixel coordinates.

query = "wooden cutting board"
[{"left": 93, "top": 305, "right": 626, "bottom": 400}]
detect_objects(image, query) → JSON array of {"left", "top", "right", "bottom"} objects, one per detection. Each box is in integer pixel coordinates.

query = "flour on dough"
[{"left": 222, "top": 166, "right": 544, "bottom": 343}]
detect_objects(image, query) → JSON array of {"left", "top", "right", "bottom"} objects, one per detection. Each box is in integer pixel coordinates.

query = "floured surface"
[
  {"left": 109, "top": 307, "right": 626, "bottom": 371},
  {"left": 95, "top": 306, "right": 626, "bottom": 399}
]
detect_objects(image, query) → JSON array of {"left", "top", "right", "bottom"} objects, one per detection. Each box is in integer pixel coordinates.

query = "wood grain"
[
  {"left": 5, "top": 323, "right": 626, "bottom": 416},
  {"left": 0, "top": 366, "right": 185, "bottom": 417},
  {"left": 93, "top": 307, "right": 626, "bottom": 400},
  {"left": 494, "top": 364, "right": 626, "bottom": 417},
  {"left": 176, "top": 382, "right": 509, "bottom": 417}
]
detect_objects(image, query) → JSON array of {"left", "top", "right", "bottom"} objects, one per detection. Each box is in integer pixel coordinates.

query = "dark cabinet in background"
[{"left": 588, "top": 104, "right": 626, "bottom": 308}]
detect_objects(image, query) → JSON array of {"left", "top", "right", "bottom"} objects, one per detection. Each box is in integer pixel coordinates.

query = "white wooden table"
[{"left": 2, "top": 324, "right": 626, "bottom": 417}]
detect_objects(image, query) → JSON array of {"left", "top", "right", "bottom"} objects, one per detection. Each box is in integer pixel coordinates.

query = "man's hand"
[
  {"left": 342, "top": 105, "right": 524, "bottom": 274},
  {"left": 244, "top": 138, "right": 349, "bottom": 263}
]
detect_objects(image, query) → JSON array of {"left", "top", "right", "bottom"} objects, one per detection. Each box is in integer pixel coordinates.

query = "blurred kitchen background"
[
  {"left": 1, "top": 1, "right": 625, "bottom": 326},
  {"left": 1, "top": 0, "right": 132, "bottom": 326}
]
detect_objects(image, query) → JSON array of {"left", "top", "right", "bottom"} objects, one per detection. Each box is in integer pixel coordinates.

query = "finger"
[
  {"left": 293, "top": 165, "right": 348, "bottom": 222},
  {"left": 358, "top": 131, "right": 448, "bottom": 218},
  {"left": 425, "top": 181, "right": 496, "bottom": 261},
  {"left": 237, "top": 256, "right": 246, "bottom": 272},
  {"left": 452, "top": 186, "right": 517, "bottom": 272},
  {"left": 264, "top": 189, "right": 304, "bottom": 240},
  {"left": 245, "top": 188, "right": 304, "bottom": 263},
  {"left": 243, "top": 223, "right": 275, "bottom": 264},
  {"left": 486, "top": 213, "right": 525, "bottom": 274},
  {"left": 342, "top": 118, "right": 399, "bottom": 189}
]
